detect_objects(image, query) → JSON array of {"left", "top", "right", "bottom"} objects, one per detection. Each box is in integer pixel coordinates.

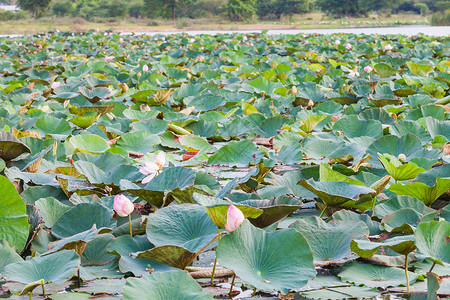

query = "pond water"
[{"left": 130, "top": 25, "right": 449, "bottom": 36}]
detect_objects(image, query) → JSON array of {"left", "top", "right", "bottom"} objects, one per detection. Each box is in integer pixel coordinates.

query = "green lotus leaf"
[
  {"left": 389, "top": 178, "right": 450, "bottom": 206},
  {"left": 179, "top": 135, "right": 214, "bottom": 152},
  {"left": 130, "top": 119, "right": 169, "bottom": 135},
  {"left": 390, "top": 119, "right": 431, "bottom": 144},
  {"left": 338, "top": 262, "right": 419, "bottom": 288},
  {"left": 249, "top": 76, "right": 284, "bottom": 96},
  {"left": 79, "top": 86, "right": 111, "bottom": 103},
  {"left": 367, "top": 134, "right": 440, "bottom": 167},
  {"left": 69, "top": 106, "right": 114, "bottom": 117},
  {"left": 351, "top": 235, "right": 416, "bottom": 258},
  {"left": 298, "top": 179, "right": 376, "bottom": 207},
  {"left": 380, "top": 207, "right": 437, "bottom": 234},
  {"left": 69, "top": 115, "right": 99, "bottom": 129},
  {"left": 116, "top": 131, "right": 161, "bottom": 154},
  {"left": 135, "top": 245, "right": 202, "bottom": 269},
  {"left": 0, "top": 240, "right": 22, "bottom": 274},
  {"left": 146, "top": 204, "right": 218, "bottom": 252},
  {"left": 52, "top": 203, "right": 116, "bottom": 239},
  {"left": 300, "top": 285, "right": 380, "bottom": 299},
  {"left": 216, "top": 220, "right": 316, "bottom": 294},
  {"left": 123, "top": 270, "right": 214, "bottom": 300},
  {"left": 414, "top": 164, "right": 450, "bottom": 186},
  {"left": 319, "top": 163, "right": 364, "bottom": 186},
  {"left": 406, "top": 61, "right": 434, "bottom": 76},
  {"left": 331, "top": 210, "right": 382, "bottom": 235},
  {"left": 374, "top": 63, "right": 397, "bottom": 78},
  {"left": 0, "top": 131, "right": 31, "bottom": 161},
  {"left": 193, "top": 193, "right": 263, "bottom": 228},
  {"left": 425, "top": 117, "right": 450, "bottom": 140},
  {"left": 0, "top": 175, "right": 29, "bottom": 252},
  {"left": 35, "top": 116, "right": 73, "bottom": 137},
  {"left": 333, "top": 115, "right": 382, "bottom": 139},
  {"left": 414, "top": 221, "right": 450, "bottom": 266},
  {"left": 3, "top": 250, "right": 80, "bottom": 284},
  {"left": 373, "top": 195, "right": 435, "bottom": 219},
  {"left": 80, "top": 234, "right": 117, "bottom": 267},
  {"left": 107, "top": 235, "right": 174, "bottom": 276},
  {"left": 208, "top": 140, "right": 262, "bottom": 167},
  {"left": 378, "top": 153, "right": 425, "bottom": 181},
  {"left": 69, "top": 134, "right": 110, "bottom": 154},
  {"left": 27, "top": 69, "right": 53, "bottom": 84},
  {"left": 35, "top": 197, "right": 71, "bottom": 229},
  {"left": 405, "top": 105, "right": 446, "bottom": 121},
  {"left": 239, "top": 196, "right": 303, "bottom": 228},
  {"left": 46, "top": 226, "right": 99, "bottom": 256},
  {"left": 290, "top": 216, "right": 369, "bottom": 265}
]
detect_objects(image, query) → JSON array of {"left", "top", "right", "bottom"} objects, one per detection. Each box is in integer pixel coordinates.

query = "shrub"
[
  {"left": 413, "top": 3, "right": 429, "bottom": 15},
  {"left": 0, "top": 9, "right": 27, "bottom": 21},
  {"left": 431, "top": 9, "right": 450, "bottom": 25}
]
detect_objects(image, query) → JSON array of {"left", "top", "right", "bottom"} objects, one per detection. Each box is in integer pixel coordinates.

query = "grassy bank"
[{"left": 0, "top": 12, "right": 430, "bottom": 35}]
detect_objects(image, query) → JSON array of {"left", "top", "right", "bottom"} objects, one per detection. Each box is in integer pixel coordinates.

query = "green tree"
[
  {"left": 316, "top": 0, "right": 365, "bottom": 17},
  {"left": 144, "top": 0, "right": 196, "bottom": 21},
  {"left": 257, "top": 0, "right": 311, "bottom": 19},
  {"left": 359, "top": 0, "right": 400, "bottom": 14},
  {"left": 18, "top": 0, "right": 52, "bottom": 18},
  {"left": 228, "top": 0, "right": 256, "bottom": 21}
]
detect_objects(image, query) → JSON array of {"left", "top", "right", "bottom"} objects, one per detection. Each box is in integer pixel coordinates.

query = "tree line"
[{"left": 9, "top": 0, "right": 450, "bottom": 20}]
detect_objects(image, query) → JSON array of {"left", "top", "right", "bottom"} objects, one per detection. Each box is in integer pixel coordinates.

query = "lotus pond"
[{"left": 0, "top": 31, "right": 449, "bottom": 299}]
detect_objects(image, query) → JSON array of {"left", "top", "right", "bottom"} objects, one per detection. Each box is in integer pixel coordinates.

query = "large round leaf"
[
  {"left": 0, "top": 132, "right": 31, "bottom": 161},
  {"left": 289, "top": 217, "right": 369, "bottom": 265},
  {"left": 146, "top": 204, "right": 218, "bottom": 253},
  {"left": 0, "top": 241, "right": 22, "bottom": 274},
  {"left": 35, "top": 197, "right": 71, "bottom": 228},
  {"left": 216, "top": 220, "right": 316, "bottom": 293},
  {"left": 123, "top": 270, "right": 214, "bottom": 300},
  {"left": 378, "top": 153, "right": 425, "bottom": 181},
  {"left": 414, "top": 221, "right": 450, "bottom": 266},
  {"left": 3, "top": 250, "right": 79, "bottom": 284},
  {"left": 351, "top": 235, "right": 416, "bottom": 258},
  {"left": 389, "top": 178, "right": 450, "bottom": 206},
  {"left": 69, "top": 134, "right": 110, "bottom": 154},
  {"left": 0, "top": 175, "right": 29, "bottom": 252},
  {"left": 107, "top": 235, "right": 174, "bottom": 276},
  {"left": 298, "top": 179, "right": 376, "bottom": 207},
  {"left": 52, "top": 203, "right": 116, "bottom": 239},
  {"left": 338, "top": 262, "right": 419, "bottom": 288},
  {"left": 208, "top": 140, "right": 262, "bottom": 167}
]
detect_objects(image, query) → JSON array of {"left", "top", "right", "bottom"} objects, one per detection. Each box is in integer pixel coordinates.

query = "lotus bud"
[
  {"left": 119, "top": 37, "right": 124, "bottom": 43},
  {"left": 140, "top": 104, "right": 151, "bottom": 112},
  {"left": 334, "top": 40, "right": 340, "bottom": 45},
  {"left": 345, "top": 43, "right": 352, "bottom": 50},
  {"left": 292, "top": 86, "right": 298, "bottom": 96},
  {"left": 51, "top": 81, "right": 60, "bottom": 89},
  {"left": 398, "top": 153, "right": 406, "bottom": 163},
  {"left": 331, "top": 116, "right": 339, "bottom": 122},
  {"left": 113, "top": 194, "right": 134, "bottom": 217},
  {"left": 308, "top": 99, "right": 314, "bottom": 107},
  {"left": 143, "top": 64, "right": 149, "bottom": 72},
  {"left": 137, "top": 72, "right": 142, "bottom": 78},
  {"left": 225, "top": 204, "right": 245, "bottom": 232},
  {"left": 384, "top": 44, "right": 393, "bottom": 51}
]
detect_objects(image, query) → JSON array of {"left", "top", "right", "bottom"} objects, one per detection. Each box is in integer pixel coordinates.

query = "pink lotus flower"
[
  {"left": 384, "top": 44, "right": 393, "bottom": 51},
  {"left": 334, "top": 40, "right": 341, "bottom": 45},
  {"left": 143, "top": 64, "right": 149, "bottom": 72},
  {"left": 225, "top": 204, "right": 245, "bottom": 232},
  {"left": 119, "top": 37, "right": 124, "bottom": 43},
  {"left": 51, "top": 81, "right": 60, "bottom": 89},
  {"left": 114, "top": 194, "right": 134, "bottom": 217},
  {"left": 140, "top": 104, "right": 151, "bottom": 112},
  {"left": 364, "top": 66, "right": 373, "bottom": 73},
  {"left": 242, "top": 35, "right": 248, "bottom": 41},
  {"left": 345, "top": 43, "right": 352, "bottom": 50},
  {"left": 139, "top": 152, "right": 165, "bottom": 184},
  {"left": 104, "top": 55, "right": 114, "bottom": 62}
]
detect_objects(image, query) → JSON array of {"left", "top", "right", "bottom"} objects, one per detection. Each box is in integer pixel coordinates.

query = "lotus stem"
[
  {"left": 319, "top": 205, "right": 327, "bottom": 218},
  {"left": 41, "top": 284, "right": 46, "bottom": 298},
  {"left": 77, "top": 267, "right": 81, "bottom": 288},
  {"left": 229, "top": 273, "right": 236, "bottom": 297},
  {"left": 371, "top": 196, "right": 377, "bottom": 211},
  {"left": 252, "top": 287, "right": 257, "bottom": 297},
  {"left": 405, "top": 254, "right": 410, "bottom": 293},
  {"left": 429, "top": 262, "right": 436, "bottom": 273},
  {"left": 210, "top": 228, "right": 221, "bottom": 286},
  {"left": 128, "top": 214, "right": 133, "bottom": 236},
  {"left": 29, "top": 292, "right": 32, "bottom": 300}
]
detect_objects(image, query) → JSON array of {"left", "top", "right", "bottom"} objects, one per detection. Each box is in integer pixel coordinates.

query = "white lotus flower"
[
  {"left": 348, "top": 68, "right": 359, "bottom": 78},
  {"left": 139, "top": 152, "right": 165, "bottom": 184}
]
